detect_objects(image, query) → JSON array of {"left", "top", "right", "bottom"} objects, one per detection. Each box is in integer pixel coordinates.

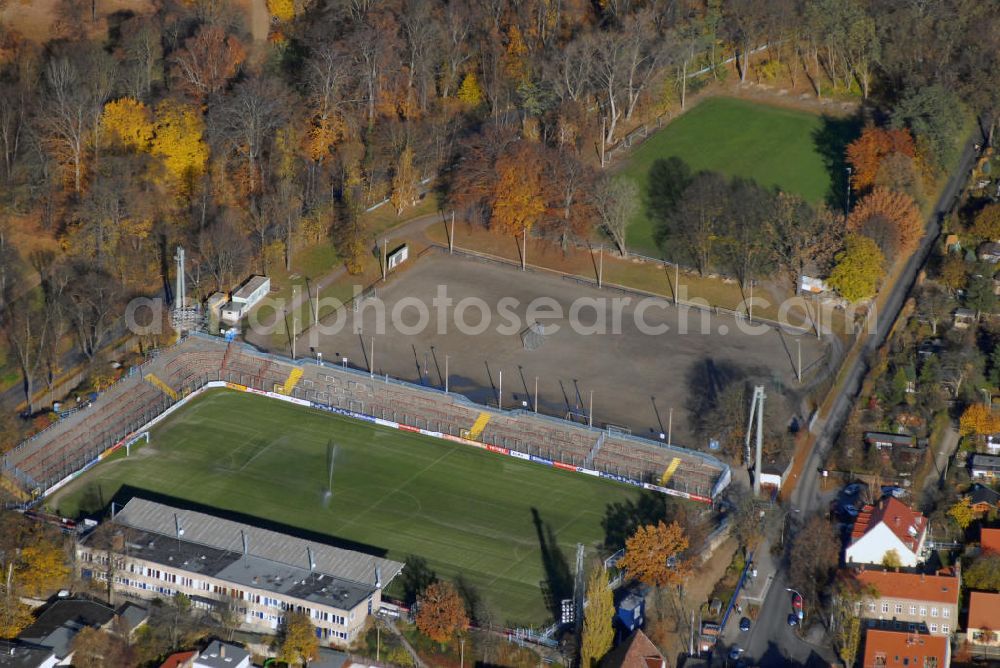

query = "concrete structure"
[
  {"left": 221, "top": 275, "right": 270, "bottom": 324},
  {"left": 970, "top": 454, "right": 1000, "bottom": 481},
  {"left": 77, "top": 498, "right": 403, "bottom": 645},
  {"left": 600, "top": 629, "right": 667, "bottom": 668},
  {"left": 193, "top": 641, "right": 250, "bottom": 668},
  {"left": 848, "top": 566, "right": 961, "bottom": 636},
  {"left": 967, "top": 591, "right": 1000, "bottom": 647},
  {"left": 861, "top": 629, "right": 949, "bottom": 668},
  {"left": 846, "top": 498, "right": 928, "bottom": 567}
]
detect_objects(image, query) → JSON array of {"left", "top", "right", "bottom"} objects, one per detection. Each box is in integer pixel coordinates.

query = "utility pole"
[
  {"left": 674, "top": 264, "right": 680, "bottom": 305},
  {"left": 598, "top": 246, "right": 604, "bottom": 288},
  {"left": 588, "top": 390, "right": 594, "bottom": 428},
  {"left": 370, "top": 336, "right": 374, "bottom": 378},
  {"left": 445, "top": 355, "right": 449, "bottom": 393},
  {"left": 291, "top": 316, "right": 298, "bottom": 360},
  {"left": 600, "top": 118, "right": 606, "bottom": 168},
  {"left": 498, "top": 369, "right": 503, "bottom": 410},
  {"left": 522, "top": 230, "right": 527, "bottom": 271},
  {"left": 534, "top": 376, "right": 538, "bottom": 413},
  {"left": 667, "top": 408, "right": 673, "bottom": 446},
  {"left": 748, "top": 279, "right": 753, "bottom": 323},
  {"left": 745, "top": 386, "right": 766, "bottom": 495},
  {"left": 382, "top": 238, "right": 387, "bottom": 281},
  {"left": 797, "top": 338, "right": 802, "bottom": 383},
  {"left": 450, "top": 211, "right": 455, "bottom": 254}
]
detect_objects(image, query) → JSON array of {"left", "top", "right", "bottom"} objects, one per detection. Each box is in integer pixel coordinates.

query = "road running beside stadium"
[{"left": 48, "top": 389, "right": 643, "bottom": 625}]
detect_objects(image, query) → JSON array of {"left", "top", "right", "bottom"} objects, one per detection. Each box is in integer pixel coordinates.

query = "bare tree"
[
  {"left": 589, "top": 29, "right": 628, "bottom": 144},
  {"left": 66, "top": 266, "right": 122, "bottom": 361},
  {"left": 2, "top": 294, "right": 49, "bottom": 414},
  {"left": 593, "top": 176, "right": 638, "bottom": 258}
]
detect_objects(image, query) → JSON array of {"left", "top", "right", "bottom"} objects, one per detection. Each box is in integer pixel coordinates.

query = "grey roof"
[
  {"left": 0, "top": 641, "right": 55, "bottom": 668},
  {"left": 968, "top": 483, "right": 1000, "bottom": 506},
  {"left": 232, "top": 275, "right": 269, "bottom": 300},
  {"left": 18, "top": 599, "right": 116, "bottom": 659},
  {"left": 98, "top": 499, "right": 403, "bottom": 611},
  {"left": 972, "top": 454, "right": 1000, "bottom": 470},
  {"left": 194, "top": 641, "right": 250, "bottom": 668},
  {"left": 312, "top": 648, "right": 351, "bottom": 668},
  {"left": 116, "top": 603, "right": 148, "bottom": 632}
]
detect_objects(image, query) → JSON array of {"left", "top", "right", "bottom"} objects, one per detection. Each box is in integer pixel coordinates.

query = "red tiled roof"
[
  {"left": 600, "top": 629, "right": 667, "bottom": 668},
  {"left": 852, "top": 567, "right": 960, "bottom": 605},
  {"left": 851, "top": 497, "right": 927, "bottom": 552},
  {"left": 983, "top": 528, "right": 1000, "bottom": 554},
  {"left": 159, "top": 651, "right": 196, "bottom": 668},
  {"left": 862, "top": 630, "right": 947, "bottom": 668},
  {"left": 969, "top": 592, "right": 1000, "bottom": 631}
]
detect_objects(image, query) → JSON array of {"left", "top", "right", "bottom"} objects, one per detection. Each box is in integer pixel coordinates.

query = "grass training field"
[
  {"left": 618, "top": 96, "right": 844, "bottom": 256},
  {"left": 51, "top": 389, "right": 639, "bottom": 625}
]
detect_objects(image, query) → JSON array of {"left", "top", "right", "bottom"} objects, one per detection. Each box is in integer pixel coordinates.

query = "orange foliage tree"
[
  {"left": 847, "top": 187, "right": 923, "bottom": 254},
  {"left": 618, "top": 520, "right": 691, "bottom": 588},
  {"left": 414, "top": 580, "right": 469, "bottom": 645},
  {"left": 490, "top": 143, "right": 546, "bottom": 237},
  {"left": 171, "top": 25, "right": 246, "bottom": 100},
  {"left": 846, "top": 126, "right": 917, "bottom": 191}
]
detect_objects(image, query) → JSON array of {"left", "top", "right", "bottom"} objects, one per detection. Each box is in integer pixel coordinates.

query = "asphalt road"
[{"left": 735, "top": 127, "right": 984, "bottom": 667}]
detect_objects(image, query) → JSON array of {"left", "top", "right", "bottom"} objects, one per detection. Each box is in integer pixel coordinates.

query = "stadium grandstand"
[{"left": 1, "top": 333, "right": 731, "bottom": 507}]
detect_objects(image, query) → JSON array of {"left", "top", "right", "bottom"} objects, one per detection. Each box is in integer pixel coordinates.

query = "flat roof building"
[{"left": 77, "top": 498, "right": 403, "bottom": 646}]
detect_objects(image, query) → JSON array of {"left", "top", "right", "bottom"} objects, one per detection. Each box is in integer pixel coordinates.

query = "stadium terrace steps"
[
  {"left": 278, "top": 367, "right": 303, "bottom": 395},
  {"left": 143, "top": 373, "right": 178, "bottom": 400},
  {"left": 0, "top": 473, "right": 30, "bottom": 502},
  {"left": 467, "top": 412, "right": 491, "bottom": 440}
]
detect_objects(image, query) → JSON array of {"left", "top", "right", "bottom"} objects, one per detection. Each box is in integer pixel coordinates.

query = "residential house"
[
  {"left": 978, "top": 242, "right": 1000, "bottom": 264},
  {"left": 76, "top": 498, "right": 404, "bottom": 645},
  {"left": 954, "top": 308, "right": 978, "bottom": 329},
  {"left": 865, "top": 432, "right": 916, "bottom": 451},
  {"left": 967, "top": 591, "right": 1000, "bottom": 647},
  {"left": 971, "top": 454, "right": 1000, "bottom": 481},
  {"left": 986, "top": 434, "right": 1000, "bottom": 455},
  {"left": 0, "top": 641, "right": 58, "bottom": 668},
  {"left": 16, "top": 599, "right": 117, "bottom": 667},
  {"left": 965, "top": 484, "right": 1000, "bottom": 515},
  {"left": 159, "top": 651, "right": 197, "bottom": 668},
  {"left": 983, "top": 527, "right": 1000, "bottom": 554},
  {"left": 192, "top": 641, "right": 250, "bottom": 668},
  {"left": 600, "top": 629, "right": 668, "bottom": 668},
  {"left": 861, "top": 629, "right": 950, "bottom": 668},
  {"left": 846, "top": 566, "right": 961, "bottom": 636},
  {"left": 846, "top": 497, "right": 928, "bottom": 567}
]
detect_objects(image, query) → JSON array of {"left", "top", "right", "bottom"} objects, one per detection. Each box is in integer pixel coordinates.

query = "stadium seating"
[{"left": 2, "top": 333, "right": 729, "bottom": 504}]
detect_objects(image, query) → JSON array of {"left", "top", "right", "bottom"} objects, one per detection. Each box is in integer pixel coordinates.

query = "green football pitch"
[
  {"left": 618, "top": 96, "right": 855, "bottom": 256},
  {"left": 51, "top": 389, "right": 640, "bottom": 625}
]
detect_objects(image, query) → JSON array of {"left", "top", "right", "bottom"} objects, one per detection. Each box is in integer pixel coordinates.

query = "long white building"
[{"left": 76, "top": 499, "right": 403, "bottom": 645}]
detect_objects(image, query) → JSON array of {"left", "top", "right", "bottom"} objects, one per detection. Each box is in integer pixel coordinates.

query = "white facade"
[
  {"left": 846, "top": 523, "right": 924, "bottom": 567},
  {"left": 222, "top": 276, "right": 270, "bottom": 324}
]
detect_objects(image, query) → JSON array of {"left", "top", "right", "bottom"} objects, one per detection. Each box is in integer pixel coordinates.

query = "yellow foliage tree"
[
  {"left": 457, "top": 73, "right": 483, "bottom": 107},
  {"left": 948, "top": 497, "right": 978, "bottom": 530},
  {"left": 618, "top": 520, "right": 690, "bottom": 588},
  {"left": 279, "top": 611, "right": 319, "bottom": 666},
  {"left": 267, "top": 0, "right": 295, "bottom": 21},
  {"left": 391, "top": 145, "right": 419, "bottom": 215},
  {"left": 16, "top": 542, "right": 69, "bottom": 597},
  {"left": 580, "top": 563, "right": 614, "bottom": 667},
  {"left": 101, "top": 98, "right": 154, "bottom": 151},
  {"left": 960, "top": 403, "right": 1000, "bottom": 436},
  {"left": 0, "top": 597, "right": 32, "bottom": 638},
  {"left": 150, "top": 100, "right": 209, "bottom": 195},
  {"left": 491, "top": 144, "right": 546, "bottom": 237}
]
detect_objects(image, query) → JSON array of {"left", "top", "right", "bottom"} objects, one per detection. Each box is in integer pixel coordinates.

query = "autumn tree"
[
  {"left": 959, "top": 403, "right": 1000, "bottom": 436},
  {"left": 947, "top": 497, "right": 977, "bottom": 530},
  {"left": 391, "top": 145, "right": 419, "bottom": 215},
  {"left": 618, "top": 520, "right": 690, "bottom": 588},
  {"left": 279, "top": 611, "right": 319, "bottom": 666},
  {"left": 16, "top": 539, "right": 69, "bottom": 597},
  {"left": 71, "top": 627, "right": 129, "bottom": 668},
  {"left": 965, "top": 554, "right": 1000, "bottom": 591},
  {"left": 593, "top": 176, "right": 638, "bottom": 258},
  {"left": 415, "top": 580, "right": 469, "bottom": 645},
  {"left": 580, "top": 563, "right": 614, "bottom": 667},
  {"left": 846, "top": 126, "right": 917, "bottom": 191},
  {"left": 490, "top": 143, "right": 546, "bottom": 237},
  {"left": 972, "top": 203, "right": 1000, "bottom": 240},
  {"left": 457, "top": 72, "right": 483, "bottom": 107},
  {"left": 101, "top": 98, "right": 153, "bottom": 152},
  {"left": 831, "top": 578, "right": 866, "bottom": 667},
  {"left": 2, "top": 294, "right": 50, "bottom": 415},
  {"left": 848, "top": 187, "right": 923, "bottom": 255},
  {"left": 267, "top": 0, "right": 295, "bottom": 21},
  {"left": 171, "top": 25, "right": 246, "bottom": 100},
  {"left": 828, "top": 234, "right": 885, "bottom": 302},
  {"left": 150, "top": 100, "right": 209, "bottom": 196},
  {"left": 541, "top": 149, "right": 595, "bottom": 249},
  {"left": 769, "top": 194, "right": 841, "bottom": 291},
  {"left": 881, "top": 549, "right": 902, "bottom": 568},
  {"left": 664, "top": 171, "right": 728, "bottom": 274},
  {"left": 788, "top": 515, "right": 839, "bottom": 613},
  {"left": 939, "top": 254, "right": 968, "bottom": 292}
]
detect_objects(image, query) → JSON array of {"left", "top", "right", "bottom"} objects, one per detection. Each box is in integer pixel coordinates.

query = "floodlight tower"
[
  {"left": 174, "top": 246, "right": 186, "bottom": 311},
  {"left": 744, "top": 385, "right": 766, "bottom": 495}
]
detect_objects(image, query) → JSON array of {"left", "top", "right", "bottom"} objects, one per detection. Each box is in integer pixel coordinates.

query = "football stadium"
[{"left": 1, "top": 334, "right": 730, "bottom": 624}]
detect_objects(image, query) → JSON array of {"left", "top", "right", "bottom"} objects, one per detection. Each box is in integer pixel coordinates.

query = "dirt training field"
[{"left": 296, "top": 252, "right": 831, "bottom": 448}]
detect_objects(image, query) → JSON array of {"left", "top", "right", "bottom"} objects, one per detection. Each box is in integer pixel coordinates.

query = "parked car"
[
  {"left": 792, "top": 592, "right": 803, "bottom": 610},
  {"left": 787, "top": 613, "right": 798, "bottom": 627},
  {"left": 729, "top": 646, "right": 745, "bottom": 660},
  {"left": 739, "top": 617, "right": 751, "bottom": 632},
  {"left": 841, "top": 504, "right": 860, "bottom": 518},
  {"left": 882, "top": 486, "right": 907, "bottom": 499},
  {"left": 844, "top": 483, "right": 863, "bottom": 496}
]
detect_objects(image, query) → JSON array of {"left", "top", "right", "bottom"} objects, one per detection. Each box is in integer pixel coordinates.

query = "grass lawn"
[
  {"left": 618, "top": 97, "right": 853, "bottom": 256},
  {"left": 51, "top": 389, "right": 638, "bottom": 626}
]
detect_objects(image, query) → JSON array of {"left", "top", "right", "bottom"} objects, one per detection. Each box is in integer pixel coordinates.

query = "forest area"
[{"left": 1, "top": 0, "right": 1000, "bottom": 452}]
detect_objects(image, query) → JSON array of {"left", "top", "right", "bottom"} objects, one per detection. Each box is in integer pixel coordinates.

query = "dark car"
[
  {"left": 729, "top": 646, "right": 744, "bottom": 660},
  {"left": 739, "top": 617, "right": 751, "bottom": 632},
  {"left": 787, "top": 613, "right": 798, "bottom": 627}
]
